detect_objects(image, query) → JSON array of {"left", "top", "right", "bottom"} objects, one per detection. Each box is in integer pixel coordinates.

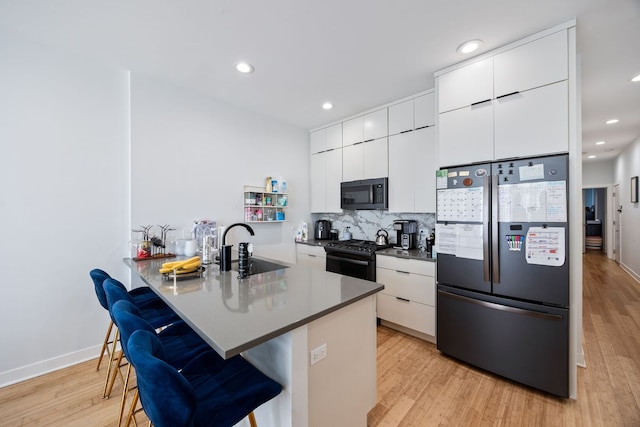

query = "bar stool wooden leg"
[
  {"left": 97, "top": 320, "right": 115, "bottom": 371},
  {"left": 248, "top": 412, "right": 257, "bottom": 427},
  {"left": 103, "top": 328, "right": 120, "bottom": 398}
]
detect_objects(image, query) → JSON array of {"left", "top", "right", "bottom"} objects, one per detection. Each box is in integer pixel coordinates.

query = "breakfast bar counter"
[{"left": 124, "top": 256, "right": 383, "bottom": 427}]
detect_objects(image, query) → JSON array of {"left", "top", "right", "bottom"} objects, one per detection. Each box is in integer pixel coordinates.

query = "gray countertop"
[{"left": 124, "top": 255, "right": 384, "bottom": 359}]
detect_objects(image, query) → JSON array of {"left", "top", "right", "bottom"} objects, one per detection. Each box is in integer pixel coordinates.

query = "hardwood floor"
[{"left": 1, "top": 252, "right": 638, "bottom": 426}]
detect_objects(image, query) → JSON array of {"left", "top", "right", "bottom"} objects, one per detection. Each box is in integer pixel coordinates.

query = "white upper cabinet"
[
  {"left": 438, "top": 101, "right": 494, "bottom": 166},
  {"left": 363, "top": 109, "right": 388, "bottom": 141},
  {"left": 414, "top": 92, "right": 436, "bottom": 128},
  {"left": 342, "top": 116, "right": 363, "bottom": 147},
  {"left": 494, "top": 80, "right": 568, "bottom": 159},
  {"left": 343, "top": 109, "right": 388, "bottom": 146},
  {"left": 343, "top": 137, "right": 388, "bottom": 182},
  {"left": 494, "top": 31, "right": 568, "bottom": 97},
  {"left": 388, "top": 99, "right": 414, "bottom": 135},
  {"left": 438, "top": 57, "right": 493, "bottom": 113},
  {"left": 310, "top": 123, "right": 343, "bottom": 213},
  {"left": 436, "top": 26, "right": 572, "bottom": 165},
  {"left": 326, "top": 123, "right": 343, "bottom": 150},
  {"left": 389, "top": 127, "right": 436, "bottom": 213},
  {"left": 388, "top": 92, "right": 435, "bottom": 136},
  {"left": 310, "top": 129, "right": 326, "bottom": 154},
  {"left": 363, "top": 137, "right": 388, "bottom": 179}
]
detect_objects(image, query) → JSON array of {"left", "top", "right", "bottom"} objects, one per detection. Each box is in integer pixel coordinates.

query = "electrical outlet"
[{"left": 310, "top": 343, "right": 327, "bottom": 365}]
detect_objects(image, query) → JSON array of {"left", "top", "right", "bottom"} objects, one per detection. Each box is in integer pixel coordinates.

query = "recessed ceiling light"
[
  {"left": 595, "top": 141, "right": 606, "bottom": 145},
  {"left": 632, "top": 74, "right": 640, "bottom": 82},
  {"left": 234, "top": 62, "right": 254, "bottom": 74},
  {"left": 605, "top": 119, "right": 619, "bottom": 125},
  {"left": 588, "top": 155, "right": 597, "bottom": 159},
  {"left": 457, "top": 39, "right": 483, "bottom": 54},
  {"left": 322, "top": 102, "right": 333, "bottom": 110}
]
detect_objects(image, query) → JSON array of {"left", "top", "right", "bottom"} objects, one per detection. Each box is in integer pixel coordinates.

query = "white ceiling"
[{"left": 1, "top": 0, "right": 638, "bottom": 163}]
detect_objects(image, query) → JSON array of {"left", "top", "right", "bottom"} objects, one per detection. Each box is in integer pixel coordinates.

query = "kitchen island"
[{"left": 125, "top": 255, "right": 383, "bottom": 427}]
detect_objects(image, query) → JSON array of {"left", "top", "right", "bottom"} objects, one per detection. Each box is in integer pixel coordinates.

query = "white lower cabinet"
[
  {"left": 376, "top": 255, "right": 436, "bottom": 337},
  {"left": 296, "top": 244, "right": 326, "bottom": 270}
]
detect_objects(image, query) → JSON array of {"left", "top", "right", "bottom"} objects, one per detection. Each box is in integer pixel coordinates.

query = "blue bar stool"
[
  {"left": 110, "top": 299, "right": 214, "bottom": 427},
  {"left": 90, "top": 269, "right": 176, "bottom": 372},
  {"left": 127, "top": 329, "right": 283, "bottom": 427},
  {"left": 101, "top": 277, "right": 180, "bottom": 399}
]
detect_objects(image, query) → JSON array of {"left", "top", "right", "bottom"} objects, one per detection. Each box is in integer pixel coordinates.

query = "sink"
[{"left": 217, "top": 258, "right": 288, "bottom": 276}]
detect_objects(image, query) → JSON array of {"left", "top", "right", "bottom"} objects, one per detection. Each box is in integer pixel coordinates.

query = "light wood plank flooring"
[{"left": 1, "top": 251, "right": 638, "bottom": 426}]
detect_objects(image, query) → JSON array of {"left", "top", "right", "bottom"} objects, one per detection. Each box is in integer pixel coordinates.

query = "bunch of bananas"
[{"left": 159, "top": 256, "right": 202, "bottom": 275}]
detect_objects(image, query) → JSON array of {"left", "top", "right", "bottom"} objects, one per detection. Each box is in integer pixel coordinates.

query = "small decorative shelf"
[{"left": 243, "top": 186, "right": 288, "bottom": 223}]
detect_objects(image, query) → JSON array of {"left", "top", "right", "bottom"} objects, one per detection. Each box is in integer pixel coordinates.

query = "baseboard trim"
[
  {"left": 379, "top": 319, "right": 436, "bottom": 345},
  {"left": 0, "top": 345, "right": 102, "bottom": 388},
  {"left": 577, "top": 345, "right": 586, "bottom": 368},
  {"left": 620, "top": 262, "right": 640, "bottom": 284}
]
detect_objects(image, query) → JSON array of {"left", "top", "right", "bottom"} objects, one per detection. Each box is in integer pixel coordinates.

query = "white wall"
[
  {"left": 130, "top": 74, "right": 310, "bottom": 264},
  {"left": 614, "top": 136, "right": 640, "bottom": 281},
  {"left": 0, "top": 34, "right": 130, "bottom": 386},
  {"left": 583, "top": 159, "right": 614, "bottom": 186},
  {"left": 0, "top": 35, "right": 311, "bottom": 387}
]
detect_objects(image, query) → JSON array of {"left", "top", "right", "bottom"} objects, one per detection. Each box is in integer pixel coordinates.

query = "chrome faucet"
[{"left": 220, "top": 223, "right": 255, "bottom": 272}]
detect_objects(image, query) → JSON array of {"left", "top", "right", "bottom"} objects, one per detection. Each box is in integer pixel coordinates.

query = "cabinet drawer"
[
  {"left": 377, "top": 293, "right": 435, "bottom": 336},
  {"left": 296, "top": 244, "right": 326, "bottom": 257},
  {"left": 376, "top": 268, "right": 435, "bottom": 306},
  {"left": 376, "top": 255, "right": 435, "bottom": 276}
]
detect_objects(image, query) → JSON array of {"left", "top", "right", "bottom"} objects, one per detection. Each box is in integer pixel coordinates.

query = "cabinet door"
[
  {"left": 363, "top": 137, "right": 388, "bottom": 179},
  {"left": 363, "top": 108, "right": 388, "bottom": 141},
  {"left": 414, "top": 92, "right": 436, "bottom": 128},
  {"left": 342, "top": 143, "right": 363, "bottom": 182},
  {"left": 310, "top": 129, "right": 326, "bottom": 154},
  {"left": 343, "top": 116, "right": 363, "bottom": 146},
  {"left": 494, "top": 30, "right": 568, "bottom": 97},
  {"left": 414, "top": 127, "right": 436, "bottom": 213},
  {"left": 388, "top": 132, "right": 415, "bottom": 212},
  {"left": 438, "top": 57, "right": 493, "bottom": 113},
  {"left": 438, "top": 101, "right": 494, "bottom": 167},
  {"left": 388, "top": 99, "right": 414, "bottom": 136},
  {"left": 310, "top": 152, "right": 326, "bottom": 212},
  {"left": 326, "top": 123, "right": 343, "bottom": 150},
  {"left": 325, "top": 148, "right": 343, "bottom": 212},
  {"left": 494, "top": 81, "right": 568, "bottom": 160}
]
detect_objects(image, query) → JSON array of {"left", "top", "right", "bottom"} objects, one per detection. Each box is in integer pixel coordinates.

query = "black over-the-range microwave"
[{"left": 340, "top": 177, "right": 388, "bottom": 210}]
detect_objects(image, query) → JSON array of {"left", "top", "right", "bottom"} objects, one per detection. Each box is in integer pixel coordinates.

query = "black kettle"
[{"left": 375, "top": 229, "right": 388, "bottom": 245}]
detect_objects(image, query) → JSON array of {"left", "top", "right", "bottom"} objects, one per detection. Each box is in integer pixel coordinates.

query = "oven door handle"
[{"left": 326, "top": 254, "right": 370, "bottom": 266}]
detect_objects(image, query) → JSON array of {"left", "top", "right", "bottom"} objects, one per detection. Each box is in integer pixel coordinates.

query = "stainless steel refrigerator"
[{"left": 435, "top": 154, "right": 569, "bottom": 397}]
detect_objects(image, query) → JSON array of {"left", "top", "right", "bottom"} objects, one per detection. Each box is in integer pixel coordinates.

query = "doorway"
[
  {"left": 583, "top": 187, "right": 606, "bottom": 253},
  {"left": 613, "top": 184, "right": 621, "bottom": 263}
]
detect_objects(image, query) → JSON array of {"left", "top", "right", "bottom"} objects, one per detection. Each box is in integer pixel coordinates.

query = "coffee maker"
[{"left": 393, "top": 220, "right": 418, "bottom": 249}]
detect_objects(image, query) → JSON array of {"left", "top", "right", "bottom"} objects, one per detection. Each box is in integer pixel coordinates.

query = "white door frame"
[
  {"left": 582, "top": 184, "right": 614, "bottom": 259},
  {"left": 613, "top": 183, "right": 621, "bottom": 263}
]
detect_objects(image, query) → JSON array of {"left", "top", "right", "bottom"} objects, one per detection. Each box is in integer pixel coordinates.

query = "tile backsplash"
[{"left": 311, "top": 211, "right": 435, "bottom": 245}]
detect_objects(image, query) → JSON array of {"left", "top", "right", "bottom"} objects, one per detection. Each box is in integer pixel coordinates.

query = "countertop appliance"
[
  {"left": 341, "top": 177, "right": 388, "bottom": 210},
  {"left": 324, "top": 239, "right": 392, "bottom": 282},
  {"left": 393, "top": 220, "right": 418, "bottom": 249},
  {"left": 315, "top": 220, "right": 331, "bottom": 240},
  {"left": 436, "top": 154, "right": 569, "bottom": 397}
]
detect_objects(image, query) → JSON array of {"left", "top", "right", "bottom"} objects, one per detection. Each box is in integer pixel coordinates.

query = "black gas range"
[{"left": 324, "top": 239, "right": 392, "bottom": 282}]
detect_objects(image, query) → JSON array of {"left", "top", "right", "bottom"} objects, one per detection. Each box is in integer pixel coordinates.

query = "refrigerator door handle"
[
  {"left": 483, "top": 175, "right": 491, "bottom": 282},
  {"left": 491, "top": 174, "right": 500, "bottom": 284},
  {"left": 438, "top": 290, "right": 564, "bottom": 321}
]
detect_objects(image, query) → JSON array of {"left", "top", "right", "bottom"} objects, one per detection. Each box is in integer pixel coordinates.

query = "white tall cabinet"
[
  {"left": 388, "top": 92, "right": 436, "bottom": 213},
  {"left": 310, "top": 123, "right": 342, "bottom": 213},
  {"left": 437, "top": 29, "right": 570, "bottom": 166}
]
